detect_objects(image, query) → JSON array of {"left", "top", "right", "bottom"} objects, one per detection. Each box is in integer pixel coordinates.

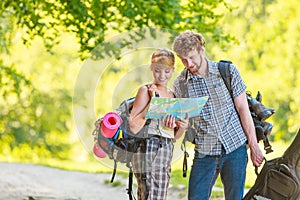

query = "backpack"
[
  {"left": 92, "top": 97, "right": 150, "bottom": 200},
  {"left": 218, "top": 60, "right": 275, "bottom": 153},
  {"left": 179, "top": 60, "right": 275, "bottom": 177},
  {"left": 243, "top": 128, "right": 300, "bottom": 200}
]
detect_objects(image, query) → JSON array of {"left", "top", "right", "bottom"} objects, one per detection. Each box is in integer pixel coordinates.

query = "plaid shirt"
[{"left": 173, "top": 59, "right": 247, "bottom": 155}]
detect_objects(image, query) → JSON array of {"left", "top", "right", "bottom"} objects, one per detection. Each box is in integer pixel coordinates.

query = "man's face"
[{"left": 178, "top": 48, "right": 202, "bottom": 74}]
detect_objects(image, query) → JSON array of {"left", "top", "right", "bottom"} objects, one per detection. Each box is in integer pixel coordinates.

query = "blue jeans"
[{"left": 188, "top": 144, "right": 248, "bottom": 200}]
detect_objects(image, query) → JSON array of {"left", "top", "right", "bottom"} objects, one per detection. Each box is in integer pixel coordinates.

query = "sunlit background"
[{"left": 1, "top": 0, "right": 299, "bottom": 198}]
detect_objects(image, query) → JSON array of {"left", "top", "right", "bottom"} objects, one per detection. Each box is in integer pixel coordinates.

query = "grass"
[
  {"left": 0, "top": 140, "right": 290, "bottom": 199},
  {"left": 104, "top": 179, "right": 122, "bottom": 187}
]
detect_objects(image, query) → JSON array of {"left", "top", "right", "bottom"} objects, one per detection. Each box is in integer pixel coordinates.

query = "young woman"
[{"left": 129, "top": 48, "right": 188, "bottom": 200}]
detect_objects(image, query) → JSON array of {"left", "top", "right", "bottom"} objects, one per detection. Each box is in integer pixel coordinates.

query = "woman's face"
[{"left": 152, "top": 65, "right": 174, "bottom": 86}]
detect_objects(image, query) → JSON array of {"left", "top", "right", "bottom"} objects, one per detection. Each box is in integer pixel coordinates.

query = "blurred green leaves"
[
  {"left": 2, "top": 0, "right": 230, "bottom": 57},
  {"left": 1, "top": 0, "right": 299, "bottom": 163}
]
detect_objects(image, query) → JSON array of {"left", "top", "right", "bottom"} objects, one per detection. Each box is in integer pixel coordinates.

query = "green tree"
[
  {"left": 2, "top": 0, "right": 232, "bottom": 56},
  {"left": 0, "top": 35, "right": 80, "bottom": 160},
  {"left": 212, "top": 0, "right": 300, "bottom": 140},
  {"left": 1, "top": 0, "right": 233, "bottom": 160}
]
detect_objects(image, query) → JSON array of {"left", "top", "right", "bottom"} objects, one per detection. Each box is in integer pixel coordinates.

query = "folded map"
[{"left": 145, "top": 96, "right": 209, "bottom": 119}]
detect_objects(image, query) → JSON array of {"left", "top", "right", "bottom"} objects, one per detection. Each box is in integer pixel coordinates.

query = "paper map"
[{"left": 145, "top": 96, "right": 209, "bottom": 119}]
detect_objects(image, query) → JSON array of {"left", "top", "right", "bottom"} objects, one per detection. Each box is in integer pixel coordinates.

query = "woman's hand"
[
  {"left": 148, "top": 84, "right": 158, "bottom": 97},
  {"left": 162, "top": 113, "right": 189, "bottom": 132},
  {"left": 162, "top": 115, "right": 177, "bottom": 129}
]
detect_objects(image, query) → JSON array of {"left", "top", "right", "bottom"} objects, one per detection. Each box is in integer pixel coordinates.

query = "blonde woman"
[{"left": 129, "top": 48, "right": 188, "bottom": 200}]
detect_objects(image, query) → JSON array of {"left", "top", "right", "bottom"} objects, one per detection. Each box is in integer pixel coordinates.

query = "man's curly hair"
[{"left": 173, "top": 30, "right": 206, "bottom": 57}]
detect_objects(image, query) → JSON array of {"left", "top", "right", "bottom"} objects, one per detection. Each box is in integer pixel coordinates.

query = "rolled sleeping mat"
[
  {"left": 101, "top": 112, "right": 123, "bottom": 138},
  {"left": 93, "top": 143, "right": 106, "bottom": 158}
]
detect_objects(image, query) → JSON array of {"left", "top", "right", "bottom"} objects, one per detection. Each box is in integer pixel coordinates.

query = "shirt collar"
[{"left": 207, "top": 59, "right": 219, "bottom": 75}]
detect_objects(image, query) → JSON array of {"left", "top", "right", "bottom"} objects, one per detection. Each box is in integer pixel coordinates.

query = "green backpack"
[{"left": 243, "top": 128, "right": 300, "bottom": 200}]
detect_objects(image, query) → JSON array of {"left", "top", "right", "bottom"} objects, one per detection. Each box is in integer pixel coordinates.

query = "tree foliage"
[
  {"left": 211, "top": 0, "right": 300, "bottom": 140},
  {"left": 0, "top": 0, "right": 231, "bottom": 160},
  {"left": 0, "top": 37, "right": 77, "bottom": 160},
  {"left": 1, "top": 0, "right": 299, "bottom": 163},
  {"left": 2, "top": 0, "right": 232, "bottom": 56}
]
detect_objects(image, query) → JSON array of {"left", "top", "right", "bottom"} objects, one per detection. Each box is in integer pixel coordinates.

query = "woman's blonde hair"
[
  {"left": 150, "top": 48, "right": 175, "bottom": 70},
  {"left": 173, "top": 30, "right": 205, "bottom": 57}
]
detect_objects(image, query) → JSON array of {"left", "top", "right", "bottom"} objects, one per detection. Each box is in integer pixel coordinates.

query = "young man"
[{"left": 172, "top": 30, "right": 264, "bottom": 200}]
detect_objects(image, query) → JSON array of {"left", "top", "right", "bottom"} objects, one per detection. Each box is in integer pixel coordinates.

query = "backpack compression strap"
[
  {"left": 127, "top": 166, "right": 134, "bottom": 200},
  {"left": 111, "top": 161, "right": 117, "bottom": 183},
  {"left": 178, "top": 69, "right": 190, "bottom": 98},
  {"left": 178, "top": 69, "right": 193, "bottom": 178},
  {"left": 182, "top": 150, "right": 189, "bottom": 177}
]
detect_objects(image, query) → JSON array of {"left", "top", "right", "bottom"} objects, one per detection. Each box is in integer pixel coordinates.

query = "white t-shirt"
[{"left": 147, "top": 119, "right": 174, "bottom": 139}]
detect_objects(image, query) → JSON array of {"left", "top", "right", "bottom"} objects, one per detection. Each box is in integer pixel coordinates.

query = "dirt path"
[{"left": 0, "top": 162, "right": 187, "bottom": 200}]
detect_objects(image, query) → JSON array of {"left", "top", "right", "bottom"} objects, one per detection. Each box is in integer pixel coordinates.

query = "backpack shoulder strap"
[
  {"left": 178, "top": 69, "right": 189, "bottom": 98},
  {"left": 282, "top": 128, "right": 300, "bottom": 166},
  {"left": 218, "top": 60, "right": 233, "bottom": 97}
]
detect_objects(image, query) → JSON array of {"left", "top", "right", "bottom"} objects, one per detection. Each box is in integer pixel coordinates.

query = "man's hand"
[
  {"left": 249, "top": 143, "right": 264, "bottom": 167},
  {"left": 175, "top": 113, "right": 189, "bottom": 130}
]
